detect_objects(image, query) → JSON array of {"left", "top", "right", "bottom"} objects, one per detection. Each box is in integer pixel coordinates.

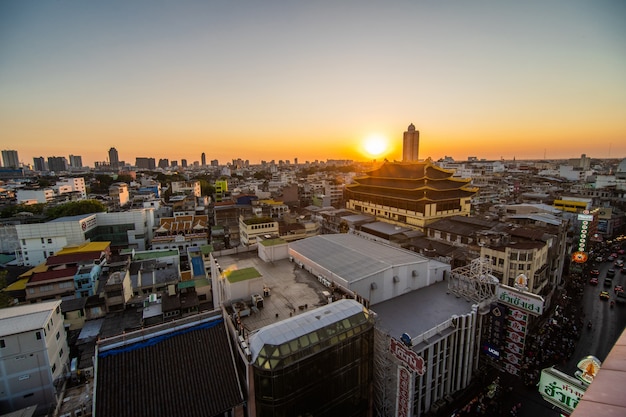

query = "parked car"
[
  {"left": 607, "top": 269, "right": 616, "bottom": 278},
  {"left": 590, "top": 269, "right": 600, "bottom": 276},
  {"left": 615, "top": 285, "right": 624, "bottom": 294},
  {"left": 616, "top": 259, "right": 624, "bottom": 268},
  {"left": 600, "top": 291, "right": 611, "bottom": 300},
  {"left": 608, "top": 256, "right": 615, "bottom": 262},
  {"left": 617, "top": 291, "right": 626, "bottom": 304},
  {"left": 604, "top": 278, "right": 613, "bottom": 287},
  {"left": 589, "top": 277, "right": 599, "bottom": 286}
]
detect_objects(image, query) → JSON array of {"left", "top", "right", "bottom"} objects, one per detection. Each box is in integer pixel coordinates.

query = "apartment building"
[{"left": 0, "top": 300, "right": 70, "bottom": 414}]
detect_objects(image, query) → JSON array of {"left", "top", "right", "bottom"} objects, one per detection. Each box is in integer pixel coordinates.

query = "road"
[
  {"left": 442, "top": 254, "right": 626, "bottom": 417},
  {"left": 512, "top": 257, "right": 626, "bottom": 417},
  {"left": 560, "top": 259, "right": 626, "bottom": 376}
]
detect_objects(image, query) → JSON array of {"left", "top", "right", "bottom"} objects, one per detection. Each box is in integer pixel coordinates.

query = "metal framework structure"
[{"left": 447, "top": 257, "right": 499, "bottom": 304}]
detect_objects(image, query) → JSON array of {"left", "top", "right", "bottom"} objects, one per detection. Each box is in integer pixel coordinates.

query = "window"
[
  {"left": 51, "top": 363, "right": 56, "bottom": 373},
  {"left": 56, "top": 331, "right": 60, "bottom": 340},
  {"left": 36, "top": 332, "right": 42, "bottom": 340},
  {"left": 0, "top": 339, "right": 5, "bottom": 348},
  {"left": 47, "top": 238, "right": 53, "bottom": 244},
  {"left": 59, "top": 348, "right": 64, "bottom": 358},
  {"left": 41, "top": 238, "right": 45, "bottom": 244}
]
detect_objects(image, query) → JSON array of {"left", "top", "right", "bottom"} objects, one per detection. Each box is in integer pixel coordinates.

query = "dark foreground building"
[{"left": 246, "top": 299, "right": 375, "bottom": 417}]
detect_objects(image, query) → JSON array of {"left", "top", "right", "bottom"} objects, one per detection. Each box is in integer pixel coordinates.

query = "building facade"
[
  {"left": 0, "top": 300, "right": 70, "bottom": 414},
  {"left": 402, "top": 123, "right": 420, "bottom": 162},
  {"left": 1, "top": 150, "right": 20, "bottom": 168},
  {"left": 246, "top": 299, "right": 375, "bottom": 417},
  {"left": 345, "top": 160, "right": 478, "bottom": 231}
]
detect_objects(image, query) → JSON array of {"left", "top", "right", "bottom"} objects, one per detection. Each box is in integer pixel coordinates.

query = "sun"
[{"left": 363, "top": 134, "right": 389, "bottom": 157}]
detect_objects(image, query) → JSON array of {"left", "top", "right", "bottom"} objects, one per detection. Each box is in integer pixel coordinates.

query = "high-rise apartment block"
[
  {"left": 33, "top": 156, "right": 47, "bottom": 172},
  {"left": 47, "top": 156, "right": 68, "bottom": 173},
  {"left": 69, "top": 154, "right": 83, "bottom": 168},
  {"left": 402, "top": 123, "right": 420, "bottom": 162},
  {"left": 1, "top": 150, "right": 19, "bottom": 168},
  {"left": 108, "top": 147, "right": 119, "bottom": 168},
  {"left": 201, "top": 152, "right": 206, "bottom": 166},
  {"left": 135, "top": 157, "right": 156, "bottom": 170}
]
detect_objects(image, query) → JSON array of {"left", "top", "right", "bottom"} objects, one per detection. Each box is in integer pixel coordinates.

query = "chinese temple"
[{"left": 345, "top": 159, "right": 478, "bottom": 230}]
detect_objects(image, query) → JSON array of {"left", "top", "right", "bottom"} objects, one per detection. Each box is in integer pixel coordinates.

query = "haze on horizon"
[{"left": 1, "top": 0, "right": 625, "bottom": 167}]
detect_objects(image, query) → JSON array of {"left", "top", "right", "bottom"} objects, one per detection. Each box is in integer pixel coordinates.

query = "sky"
[{"left": 1, "top": 0, "right": 625, "bottom": 167}]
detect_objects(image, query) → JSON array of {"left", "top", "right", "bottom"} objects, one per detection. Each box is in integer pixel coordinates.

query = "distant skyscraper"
[
  {"left": 158, "top": 159, "right": 169, "bottom": 169},
  {"left": 136, "top": 157, "right": 156, "bottom": 170},
  {"left": 181, "top": 159, "right": 188, "bottom": 168},
  {"left": 48, "top": 156, "right": 68, "bottom": 172},
  {"left": 109, "top": 147, "right": 119, "bottom": 168},
  {"left": 69, "top": 155, "right": 83, "bottom": 168},
  {"left": 402, "top": 123, "right": 420, "bottom": 162},
  {"left": 33, "top": 156, "right": 46, "bottom": 171},
  {"left": 1, "top": 150, "right": 19, "bottom": 168},
  {"left": 201, "top": 152, "right": 206, "bottom": 166}
]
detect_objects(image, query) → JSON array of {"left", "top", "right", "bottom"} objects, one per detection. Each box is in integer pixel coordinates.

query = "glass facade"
[
  {"left": 251, "top": 303, "right": 375, "bottom": 417},
  {"left": 85, "top": 224, "right": 134, "bottom": 246}
]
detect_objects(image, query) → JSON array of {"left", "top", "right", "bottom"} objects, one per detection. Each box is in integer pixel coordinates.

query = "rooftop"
[
  {"left": 0, "top": 300, "right": 61, "bottom": 337},
  {"left": 371, "top": 280, "right": 476, "bottom": 342},
  {"left": 288, "top": 234, "right": 429, "bottom": 284}
]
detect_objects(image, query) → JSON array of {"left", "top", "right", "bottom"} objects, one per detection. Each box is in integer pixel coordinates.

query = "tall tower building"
[
  {"left": 109, "top": 147, "right": 119, "bottom": 168},
  {"left": 1, "top": 150, "right": 19, "bottom": 168},
  {"left": 47, "top": 156, "right": 68, "bottom": 172},
  {"left": 33, "top": 156, "right": 47, "bottom": 172},
  {"left": 402, "top": 123, "right": 419, "bottom": 162},
  {"left": 69, "top": 155, "right": 83, "bottom": 168},
  {"left": 201, "top": 152, "right": 206, "bottom": 166}
]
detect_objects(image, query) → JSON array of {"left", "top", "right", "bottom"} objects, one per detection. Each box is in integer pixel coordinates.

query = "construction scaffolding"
[{"left": 447, "top": 257, "right": 499, "bottom": 304}]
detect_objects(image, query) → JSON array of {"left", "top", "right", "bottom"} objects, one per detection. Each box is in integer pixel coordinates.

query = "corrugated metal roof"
[
  {"left": 0, "top": 300, "right": 61, "bottom": 337},
  {"left": 95, "top": 319, "right": 244, "bottom": 417},
  {"left": 289, "top": 234, "right": 428, "bottom": 283}
]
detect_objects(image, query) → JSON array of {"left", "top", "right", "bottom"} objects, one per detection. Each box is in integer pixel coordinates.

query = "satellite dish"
[{"left": 401, "top": 333, "right": 412, "bottom": 347}]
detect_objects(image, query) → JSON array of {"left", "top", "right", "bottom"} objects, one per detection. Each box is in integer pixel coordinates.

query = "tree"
[{"left": 46, "top": 199, "right": 107, "bottom": 219}]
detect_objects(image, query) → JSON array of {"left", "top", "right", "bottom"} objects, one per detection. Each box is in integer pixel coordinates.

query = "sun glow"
[{"left": 363, "top": 134, "right": 389, "bottom": 157}]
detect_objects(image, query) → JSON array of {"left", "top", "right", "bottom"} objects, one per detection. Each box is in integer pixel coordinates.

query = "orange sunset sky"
[{"left": 1, "top": 1, "right": 625, "bottom": 167}]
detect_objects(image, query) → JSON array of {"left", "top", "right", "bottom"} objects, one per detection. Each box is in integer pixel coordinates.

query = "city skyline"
[{"left": 1, "top": 1, "right": 625, "bottom": 167}]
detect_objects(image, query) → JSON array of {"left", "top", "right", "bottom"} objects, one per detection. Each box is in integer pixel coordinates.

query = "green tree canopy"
[{"left": 46, "top": 199, "right": 107, "bottom": 220}]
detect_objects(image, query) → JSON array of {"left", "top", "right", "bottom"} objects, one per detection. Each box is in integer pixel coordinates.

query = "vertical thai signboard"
[
  {"left": 396, "top": 366, "right": 412, "bottom": 417},
  {"left": 390, "top": 338, "right": 424, "bottom": 417},
  {"left": 482, "top": 302, "right": 506, "bottom": 362},
  {"left": 496, "top": 285, "right": 543, "bottom": 375},
  {"left": 502, "top": 307, "right": 528, "bottom": 375}
]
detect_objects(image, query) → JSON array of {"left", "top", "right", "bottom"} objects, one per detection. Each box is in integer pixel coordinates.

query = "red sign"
[
  {"left": 390, "top": 338, "right": 425, "bottom": 375},
  {"left": 397, "top": 366, "right": 411, "bottom": 417}
]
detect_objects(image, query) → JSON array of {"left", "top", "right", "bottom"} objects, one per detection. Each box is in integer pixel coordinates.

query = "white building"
[
  {"left": 54, "top": 177, "right": 86, "bottom": 199},
  {"left": 109, "top": 182, "right": 130, "bottom": 206},
  {"left": 16, "top": 188, "right": 55, "bottom": 204},
  {"left": 16, "top": 209, "right": 155, "bottom": 266},
  {"left": 288, "top": 234, "right": 449, "bottom": 306},
  {"left": 0, "top": 300, "right": 70, "bottom": 414},
  {"left": 171, "top": 180, "right": 201, "bottom": 197}
]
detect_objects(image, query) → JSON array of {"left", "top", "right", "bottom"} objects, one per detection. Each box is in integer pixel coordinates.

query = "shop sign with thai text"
[
  {"left": 390, "top": 338, "right": 425, "bottom": 375},
  {"left": 538, "top": 367, "right": 586, "bottom": 414},
  {"left": 396, "top": 366, "right": 412, "bottom": 417},
  {"left": 496, "top": 285, "right": 544, "bottom": 316}
]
